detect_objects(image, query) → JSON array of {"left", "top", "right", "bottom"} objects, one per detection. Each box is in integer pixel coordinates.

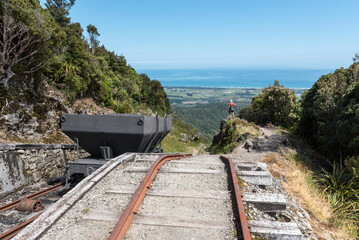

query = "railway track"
[
  {"left": 12, "top": 153, "right": 308, "bottom": 240},
  {"left": 108, "top": 154, "right": 248, "bottom": 240},
  {"left": 0, "top": 183, "right": 64, "bottom": 240},
  {"left": 11, "top": 154, "right": 240, "bottom": 239},
  {"left": 0, "top": 183, "right": 63, "bottom": 213}
]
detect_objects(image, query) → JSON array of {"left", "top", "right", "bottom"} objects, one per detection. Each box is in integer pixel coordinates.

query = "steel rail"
[
  {"left": 0, "top": 183, "right": 63, "bottom": 213},
  {"left": 108, "top": 154, "right": 191, "bottom": 240},
  {"left": 220, "top": 155, "right": 251, "bottom": 240},
  {"left": 0, "top": 214, "right": 40, "bottom": 240}
]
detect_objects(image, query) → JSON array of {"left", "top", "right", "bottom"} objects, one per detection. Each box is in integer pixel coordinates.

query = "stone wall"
[{"left": 0, "top": 144, "right": 85, "bottom": 197}]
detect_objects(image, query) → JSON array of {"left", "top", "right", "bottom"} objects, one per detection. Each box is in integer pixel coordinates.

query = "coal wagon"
[{"left": 60, "top": 113, "right": 171, "bottom": 186}]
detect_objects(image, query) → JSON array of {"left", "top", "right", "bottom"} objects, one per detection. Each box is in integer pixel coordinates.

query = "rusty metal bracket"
[
  {"left": 108, "top": 154, "right": 191, "bottom": 240},
  {"left": 220, "top": 155, "right": 251, "bottom": 240}
]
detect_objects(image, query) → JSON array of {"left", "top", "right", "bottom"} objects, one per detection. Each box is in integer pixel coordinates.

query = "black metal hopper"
[{"left": 60, "top": 113, "right": 171, "bottom": 158}]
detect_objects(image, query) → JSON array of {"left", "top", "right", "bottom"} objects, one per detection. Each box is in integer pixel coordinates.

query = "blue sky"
[{"left": 42, "top": 0, "right": 359, "bottom": 70}]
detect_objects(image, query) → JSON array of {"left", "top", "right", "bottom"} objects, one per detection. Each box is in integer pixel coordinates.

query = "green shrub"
[
  {"left": 296, "top": 63, "right": 359, "bottom": 162},
  {"left": 239, "top": 80, "right": 299, "bottom": 128},
  {"left": 210, "top": 118, "right": 260, "bottom": 154},
  {"left": 317, "top": 162, "right": 359, "bottom": 231}
]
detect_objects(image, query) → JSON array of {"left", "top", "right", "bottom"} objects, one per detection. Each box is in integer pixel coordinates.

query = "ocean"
[{"left": 136, "top": 68, "right": 334, "bottom": 89}]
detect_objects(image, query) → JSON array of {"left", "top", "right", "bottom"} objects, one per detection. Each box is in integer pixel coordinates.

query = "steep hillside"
[
  {"left": 1, "top": 0, "right": 170, "bottom": 112},
  {"left": 210, "top": 118, "right": 260, "bottom": 153},
  {"left": 0, "top": 0, "right": 170, "bottom": 143},
  {"left": 161, "top": 116, "right": 209, "bottom": 154},
  {"left": 0, "top": 0, "right": 210, "bottom": 154},
  {"left": 173, "top": 102, "right": 250, "bottom": 139},
  {"left": 218, "top": 62, "right": 359, "bottom": 237},
  {"left": 297, "top": 62, "right": 359, "bottom": 162},
  {"left": 0, "top": 78, "right": 208, "bottom": 154}
]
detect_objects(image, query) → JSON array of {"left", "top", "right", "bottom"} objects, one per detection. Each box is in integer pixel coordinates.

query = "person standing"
[{"left": 228, "top": 100, "right": 236, "bottom": 119}]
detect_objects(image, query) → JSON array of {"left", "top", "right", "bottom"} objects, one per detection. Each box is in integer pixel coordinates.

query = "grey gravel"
[{"left": 40, "top": 154, "right": 235, "bottom": 240}]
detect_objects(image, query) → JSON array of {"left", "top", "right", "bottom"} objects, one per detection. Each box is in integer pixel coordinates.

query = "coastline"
[{"left": 164, "top": 86, "right": 309, "bottom": 90}]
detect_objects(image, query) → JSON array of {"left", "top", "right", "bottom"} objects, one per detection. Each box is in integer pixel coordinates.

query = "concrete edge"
[
  {"left": 13, "top": 152, "right": 136, "bottom": 240},
  {"left": 0, "top": 143, "right": 79, "bottom": 150}
]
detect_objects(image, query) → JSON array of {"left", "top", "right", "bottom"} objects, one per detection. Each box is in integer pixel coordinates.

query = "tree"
[
  {"left": 87, "top": 24, "right": 100, "bottom": 55},
  {"left": 0, "top": 0, "right": 60, "bottom": 88},
  {"left": 296, "top": 62, "right": 359, "bottom": 164},
  {"left": 353, "top": 53, "right": 359, "bottom": 63},
  {"left": 45, "top": 0, "right": 75, "bottom": 28},
  {"left": 239, "top": 81, "right": 298, "bottom": 128}
]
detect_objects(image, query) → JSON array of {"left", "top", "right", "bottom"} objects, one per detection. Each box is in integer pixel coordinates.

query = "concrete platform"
[
  {"left": 248, "top": 220, "right": 302, "bottom": 240},
  {"left": 237, "top": 170, "right": 273, "bottom": 185},
  {"left": 243, "top": 193, "right": 286, "bottom": 212}
]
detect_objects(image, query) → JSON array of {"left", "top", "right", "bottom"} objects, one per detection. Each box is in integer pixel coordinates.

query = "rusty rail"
[
  {"left": 0, "top": 214, "right": 40, "bottom": 240},
  {"left": 220, "top": 155, "right": 251, "bottom": 240},
  {"left": 0, "top": 183, "right": 63, "bottom": 213},
  {"left": 108, "top": 154, "right": 191, "bottom": 240}
]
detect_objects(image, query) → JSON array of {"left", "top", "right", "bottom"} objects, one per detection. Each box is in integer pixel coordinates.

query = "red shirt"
[{"left": 229, "top": 102, "right": 235, "bottom": 107}]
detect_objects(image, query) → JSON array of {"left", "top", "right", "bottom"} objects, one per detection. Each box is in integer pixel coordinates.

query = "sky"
[{"left": 42, "top": 0, "right": 359, "bottom": 70}]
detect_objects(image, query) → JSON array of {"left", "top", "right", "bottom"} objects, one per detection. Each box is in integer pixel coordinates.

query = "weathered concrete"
[
  {"left": 237, "top": 170, "right": 273, "bottom": 185},
  {"left": 0, "top": 152, "right": 30, "bottom": 197},
  {"left": 248, "top": 220, "right": 302, "bottom": 240},
  {"left": 235, "top": 162, "right": 267, "bottom": 171},
  {"left": 243, "top": 193, "right": 287, "bottom": 212},
  {"left": 0, "top": 144, "right": 74, "bottom": 151}
]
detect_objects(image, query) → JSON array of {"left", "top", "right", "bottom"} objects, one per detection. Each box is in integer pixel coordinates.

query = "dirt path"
[{"left": 229, "top": 126, "right": 275, "bottom": 162}]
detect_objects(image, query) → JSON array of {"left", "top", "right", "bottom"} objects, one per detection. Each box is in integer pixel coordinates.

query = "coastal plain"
[{"left": 165, "top": 87, "right": 306, "bottom": 107}]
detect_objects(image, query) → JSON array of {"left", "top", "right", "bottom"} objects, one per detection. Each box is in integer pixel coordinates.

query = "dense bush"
[
  {"left": 294, "top": 63, "right": 359, "bottom": 235},
  {"left": 296, "top": 63, "right": 359, "bottom": 164},
  {"left": 0, "top": 0, "right": 170, "bottom": 115},
  {"left": 239, "top": 80, "right": 299, "bottom": 128}
]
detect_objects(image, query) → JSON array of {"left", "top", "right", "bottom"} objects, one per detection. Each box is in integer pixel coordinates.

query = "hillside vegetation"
[
  {"left": 161, "top": 116, "right": 209, "bottom": 154},
  {"left": 0, "top": 0, "right": 169, "bottom": 115},
  {"left": 210, "top": 118, "right": 260, "bottom": 154},
  {"left": 173, "top": 102, "right": 249, "bottom": 139},
  {"left": 239, "top": 80, "right": 299, "bottom": 129},
  {"left": 166, "top": 86, "right": 305, "bottom": 140},
  {"left": 0, "top": 0, "right": 208, "bottom": 154},
  {"left": 235, "top": 62, "right": 359, "bottom": 238}
]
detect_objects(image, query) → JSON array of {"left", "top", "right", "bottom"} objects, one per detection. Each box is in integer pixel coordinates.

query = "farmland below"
[{"left": 165, "top": 87, "right": 306, "bottom": 139}]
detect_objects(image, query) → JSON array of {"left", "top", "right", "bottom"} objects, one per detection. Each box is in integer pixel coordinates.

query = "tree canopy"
[
  {"left": 0, "top": 0, "right": 62, "bottom": 88},
  {"left": 297, "top": 63, "right": 359, "bottom": 164},
  {"left": 45, "top": 0, "right": 75, "bottom": 27},
  {"left": 0, "top": 0, "right": 170, "bottom": 115}
]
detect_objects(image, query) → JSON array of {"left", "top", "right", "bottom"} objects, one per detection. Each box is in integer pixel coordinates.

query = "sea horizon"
[
  {"left": 137, "top": 68, "right": 335, "bottom": 89},
  {"left": 164, "top": 85, "right": 310, "bottom": 90}
]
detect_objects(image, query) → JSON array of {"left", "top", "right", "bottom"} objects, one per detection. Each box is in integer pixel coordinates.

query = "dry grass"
[
  {"left": 262, "top": 151, "right": 353, "bottom": 240},
  {"left": 235, "top": 119, "right": 261, "bottom": 137},
  {"left": 238, "top": 124, "right": 260, "bottom": 137}
]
